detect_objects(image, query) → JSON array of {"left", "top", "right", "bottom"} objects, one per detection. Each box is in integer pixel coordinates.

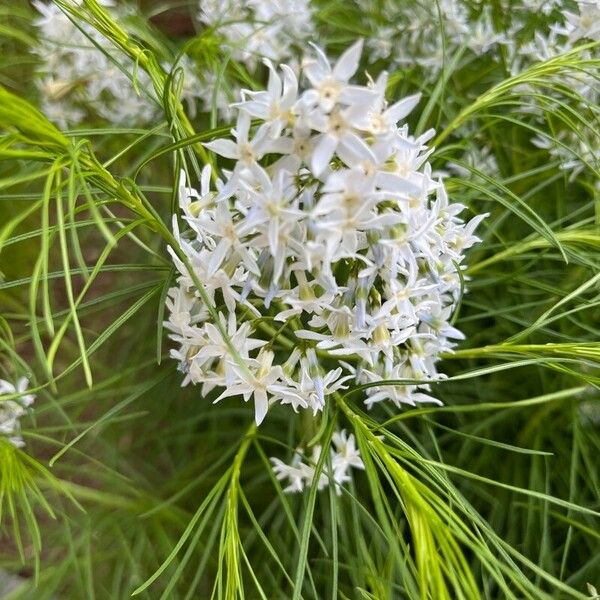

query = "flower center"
[
  {"left": 320, "top": 82, "right": 340, "bottom": 103},
  {"left": 240, "top": 143, "right": 255, "bottom": 163}
]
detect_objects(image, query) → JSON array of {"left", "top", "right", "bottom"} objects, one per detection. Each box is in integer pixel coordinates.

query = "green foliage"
[{"left": 0, "top": 1, "right": 598, "bottom": 598}]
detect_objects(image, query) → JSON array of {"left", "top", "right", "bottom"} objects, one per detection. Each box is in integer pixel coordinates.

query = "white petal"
[
  {"left": 254, "top": 390, "right": 269, "bottom": 425},
  {"left": 0, "top": 380, "right": 13, "bottom": 394},
  {"left": 268, "top": 218, "right": 279, "bottom": 256},
  {"left": 264, "top": 136, "right": 294, "bottom": 155},
  {"left": 281, "top": 64, "right": 298, "bottom": 107},
  {"left": 294, "top": 330, "right": 326, "bottom": 341},
  {"left": 237, "top": 100, "right": 270, "bottom": 119},
  {"left": 375, "top": 172, "right": 421, "bottom": 195},
  {"left": 337, "top": 133, "right": 375, "bottom": 167},
  {"left": 332, "top": 39, "right": 364, "bottom": 81},
  {"left": 305, "top": 44, "right": 331, "bottom": 86},
  {"left": 236, "top": 111, "right": 251, "bottom": 142},
  {"left": 215, "top": 384, "right": 249, "bottom": 402},
  {"left": 204, "top": 138, "right": 239, "bottom": 159},
  {"left": 338, "top": 85, "right": 377, "bottom": 106},
  {"left": 200, "top": 164, "right": 212, "bottom": 195},
  {"left": 265, "top": 59, "right": 282, "bottom": 98},
  {"left": 207, "top": 238, "right": 231, "bottom": 276},
  {"left": 386, "top": 93, "right": 421, "bottom": 123},
  {"left": 311, "top": 134, "right": 337, "bottom": 176}
]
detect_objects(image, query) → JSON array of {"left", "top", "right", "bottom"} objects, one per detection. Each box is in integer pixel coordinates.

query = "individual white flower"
[
  {"left": 235, "top": 60, "right": 298, "bottom": 138},
  {"left": 0, "top": 377, "right": 36, "bottom": 448},
  {"left": 205, "top": 111, "right": 293, "bottom": 182},
  {"left": 178, "top": 165, "right": 215, "bottom": 222},
  {"left": 440, "top": 0, "right": 470, "bottom": 39},
  {"left": 270, "top": 452, "right": 315, "bottom": 493},
  {"left": 352, "top": 72, "right": 422, "bottom": 138},
  {"left": 578, "top": 397, "right": 600, "bottom": 427},
  {"left": 366, "top": 30, "right": 395, "bottom": 63},
  {"left": 199, "top": 198, "right": 259, "bottom": 277},
  {"left": 466, "top": 9, "right": 507, "bottom": 56},
  {"left": 270, "top": 429, "right": 363, "bottom": 494},
  {"left": 446, "top": 143, "right": 500, "bottom": 179},
  {"left": 215, "top": 349, "right": 284, "bottom": 424},
  {"left": 300, "top": 40, "right": 376, "bottom": 113},
  {"left": 273, "top": 273, "right": 336, "bottom": 321},
  {"left": 331, "top": 429, "right": 364, "bottom": 486},
  {"left": 273, "top": 348, "right": 351, "bottom": 414},
  {"left": 562, "top": 1, "right": 600, "bottom": 41}
]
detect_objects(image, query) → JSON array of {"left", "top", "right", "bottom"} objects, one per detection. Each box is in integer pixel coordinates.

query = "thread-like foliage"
[{"left": 0, "top": 1, "right": 598, "bottom": 598}]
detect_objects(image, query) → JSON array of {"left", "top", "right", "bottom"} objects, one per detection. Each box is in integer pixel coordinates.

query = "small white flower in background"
[
  {"left": 165, "top": 40, "right": 486, "bottom": 428},
  {"left": 361, "top": 0, "right": 597, "bottom": 89},
  {"left": 515, "top": 29, "right": 570, "bottom": 69},
  {"left": 363, "top": 1, "right": 507, "bottom": 75},
  {"left": 0, "top": 378, "right": 35, "bottom": 448},
  {"left": 270, "top": 430, "right": 364, "bottom": 494},
  {"left": 531, "top": 132, "right": 600, "bottom": 180},
  {"left": 198, "top": 0, "right": 314, "bottom": 69},
  {"left": 32, "top": 1, "right": 204, "bottom": 127},
  {"left": 520, "top": 0, "right": 564, "bottom": 15},
  {"left": 445, "top": 142, "right": 500, "bottom": 180},
  {"left": 562, "top": 1, "right": 600, "bottom": 42},
  {"left": 465, "top": 8, "right": 507, "bottom": 56}
]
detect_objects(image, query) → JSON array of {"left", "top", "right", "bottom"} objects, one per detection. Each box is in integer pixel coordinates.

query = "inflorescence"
[
  {"left": 165, "top": 40, "right": 486, "bottom": 430},
  {"left": 32, "top": 1, "right": 202, "bottom": 127},
  {"left": 0, "top": 378, "right": 35, "bottom": 448}
]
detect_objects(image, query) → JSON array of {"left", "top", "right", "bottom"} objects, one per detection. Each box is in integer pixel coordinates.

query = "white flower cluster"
[
  {"left": 198, "top": 0, "right": 314, "bottom": 69},
  {"left": 360, "top": 0, "right": 598, "bottom": 180},
  {"left": 0, "top": 378, "right": 35, "bottom": 448},
  {"left": 270, "top": 430, "right": 364, "bottom": 494},
  {"left": 505, "top": 0, "right": 600, "bottom": 73},
  {"left": 500, "top": 0, "right": 600, "bottom": 176},
  {"left": 364, "top": 0, "right": 600, "bottom": 78},
  {"left": 32, "top": 1, "right": 201, "bottom": 128},
  {"left": 364, "top": 1, "right": 506, "bottom": 74},
  {"left": 165, "top": 40, "right": 485, "bottom": 426},
  {"left": 33, "top": 1, "right": 154, "bottom": 127}
]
